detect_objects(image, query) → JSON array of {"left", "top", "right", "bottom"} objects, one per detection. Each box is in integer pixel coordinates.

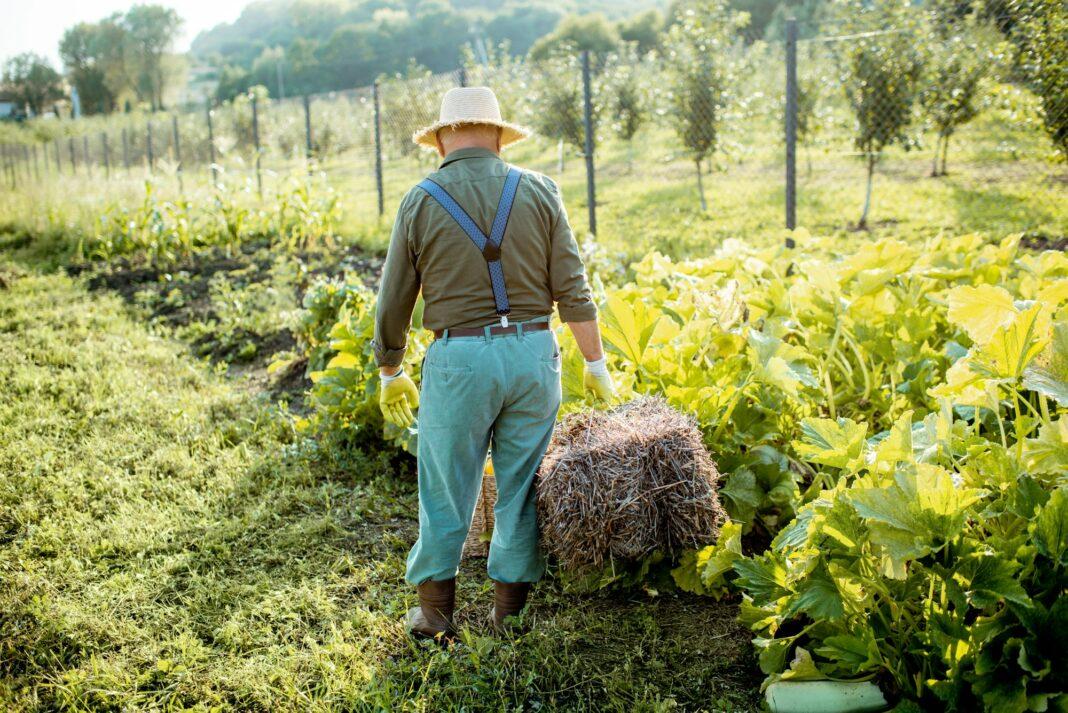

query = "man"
[{"left": 372, "top": 86, "right": 615, "bottom": 640}]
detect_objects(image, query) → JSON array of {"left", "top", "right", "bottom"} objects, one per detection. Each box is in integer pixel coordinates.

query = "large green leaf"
[
  {"left": 945, "top": 284, "right": 1017, "bottom": 345},
  {"left": 784, "top": 564, "right": 854, "bottom": 621},
  {"left": 1023, "top": 418, "right": 1068, "bottom": 476},
  {"left": 972, "top": 303, "right": 1051, "bottom": 381},
  {"left": 794, "top": 417, "right": 868, "bottom": 471},
  {"left": 748, "top": 331, "right": 819, "bottom": 398},
  {"left": 1022, "top": 321, "right": 1068, "bottom": 406},
  {"left": 733, "top": 552, "right": 790, "bottom": 605},
  {"left": 1033, "top": 488, "right": 1068, "bottom": 566},
  {"left": 952, "top": 554, "right": 1031, "bottom": 609},
  {"left": 815, "top": 629, "right": 881, "bottom": 673},
  {"left": 847, "top": 467, "right": 983, "bottom": 563}
]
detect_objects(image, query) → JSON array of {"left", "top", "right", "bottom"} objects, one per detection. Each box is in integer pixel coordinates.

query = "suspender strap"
[{"left": 417, "top": 167, "right": 523, "bottom": 319}]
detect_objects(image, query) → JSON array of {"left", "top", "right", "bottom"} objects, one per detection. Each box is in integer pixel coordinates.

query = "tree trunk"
[
  {"left": 930, "top": 136, "right": 942, "bottom": 177},
  {"left": 940, "top": 135, "right": 949, "bottom": 176},
  {"left": 695, "top": 159, "right": 707, "bottom": 212},
  {"left": 557, "top": 139, "right": 565, "bottom": 173},
  {"left": 859, "top": 153, "right": 875, "bottom": 229}
]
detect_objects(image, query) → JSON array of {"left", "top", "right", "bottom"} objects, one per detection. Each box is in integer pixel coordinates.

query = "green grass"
[{"left": 0, "top": 265, "right": 760, "bottom": 711}]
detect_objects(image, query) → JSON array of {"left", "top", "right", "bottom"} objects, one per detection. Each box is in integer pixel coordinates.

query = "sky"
[{"left": 0, "top": 0, "right": 250, "bottom": 68}]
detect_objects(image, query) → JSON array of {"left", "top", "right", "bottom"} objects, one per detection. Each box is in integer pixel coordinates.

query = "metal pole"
[
  {"left": 373, "top": 80, "right": 384, "bottom": 217},
  {"left": 303, "top": 94, "right": 313, "bottom": 174},
  {"left": 581, "top": 50, "right": 597, "bottom": 236},
  {"left": 122, "top": 127, "right": 130, "bottom": 172},
  {"left": 251, "top": 95, "right": 262, "bottom": 197},
  {"left": 785, "top": 17, "right": 798, "bottom": 242},
  {"left": 206, "top": 104, "right": 218, "bottom": 185},
  {"left": 102, "top": 132, "right": 110, "bottom": 179},
  {"left": 83, "top": 135, "right": 92, "bottom": 178},
  {"left": 146, "top": 120, "right": 154, "bottom": 173}
]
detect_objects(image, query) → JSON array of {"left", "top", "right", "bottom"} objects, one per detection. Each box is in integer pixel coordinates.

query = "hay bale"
[
  {"left": 463, "top": 472, "right": 496, "bottom": 559},
  {"left": 536, "top": 396, "right": 725, "bottom": 572}
]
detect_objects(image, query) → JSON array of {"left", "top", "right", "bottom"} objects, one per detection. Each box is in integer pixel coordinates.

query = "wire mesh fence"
[{"left": 2, "top": 3, "right": 1065, "bottom": 241}]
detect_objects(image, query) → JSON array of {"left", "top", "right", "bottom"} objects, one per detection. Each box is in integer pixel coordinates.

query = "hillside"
[{"left": 191, "top": 0, "right": 668, "bottom": 99}]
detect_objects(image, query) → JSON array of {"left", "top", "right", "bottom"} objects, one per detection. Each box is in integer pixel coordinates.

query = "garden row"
[{"left": 286, "top": 230, "right": 1067, "bottom": 710}]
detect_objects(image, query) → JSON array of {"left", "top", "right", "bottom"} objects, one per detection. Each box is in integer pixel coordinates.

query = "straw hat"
[{"left": 412, "top": 86, "right": 531, "bottom": 151}]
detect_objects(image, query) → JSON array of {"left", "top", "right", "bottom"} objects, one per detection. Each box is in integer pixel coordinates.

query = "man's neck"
[{"left": 443, "top": 142, "right": 499, "bottom": 156}]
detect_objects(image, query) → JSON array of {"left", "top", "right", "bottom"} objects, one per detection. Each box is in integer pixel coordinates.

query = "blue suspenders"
[{"left": 417, "top": 167, "right": 523, "bottom": 327}]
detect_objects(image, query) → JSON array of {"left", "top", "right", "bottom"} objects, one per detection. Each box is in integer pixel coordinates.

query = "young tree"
[
  {"left": 123, "top": 5, "right": 183, "bottom": 110},
  {"left": 604, "top": 48, "right": 648, "bottom": 163},
  {"left": 1, "top": 53, "right": 64, "bottom": 116},
  {"left": 921, "top": 35, "right": 985, "bottom": 176},
  {"left": 60, "top": 21, "right": 127, "bottom": 114},
  {"left": 663, "top": 0, "right": 744, "bottom": 211},
  {"left": 1012, "top": 0, "right": 1067, "bottom": 157},
  {"left": 528, "top": 52, "right": 589, "bottom": 170},
  {"left": 833, "top": 0, "right": 925, "bottom": 228}
]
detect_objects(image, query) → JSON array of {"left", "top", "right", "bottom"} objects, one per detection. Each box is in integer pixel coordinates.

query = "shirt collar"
[{"left": 439, "top": 146, "right": 501, "bottom": 169}]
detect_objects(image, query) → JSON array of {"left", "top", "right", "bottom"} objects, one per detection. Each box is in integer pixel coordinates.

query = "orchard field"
[{"left": 2, "top": 3, "right": 1068, "bottom": 711}]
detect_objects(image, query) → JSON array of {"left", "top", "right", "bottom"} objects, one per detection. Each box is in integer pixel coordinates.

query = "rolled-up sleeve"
[
  {"left": 547, "top": 182, "right": 597, "bottom": 323},
  {"left": 373, "top": 198, "right": 420, "bottom": 367}
]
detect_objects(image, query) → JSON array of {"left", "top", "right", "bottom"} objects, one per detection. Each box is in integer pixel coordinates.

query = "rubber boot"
[
  {"left": 405, "top": 578, "right": 456, "bottom": 642},
  {"left": 489, "top": 581, "right": 531, "bottom": 634}
]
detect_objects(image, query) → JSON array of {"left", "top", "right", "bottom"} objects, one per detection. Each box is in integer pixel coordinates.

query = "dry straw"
[
  {"left": 537, "top": 397, "right": 725, "bottom": 572},
  {"left": 463, "top": 397, "right": 725, "bottom": 569}
]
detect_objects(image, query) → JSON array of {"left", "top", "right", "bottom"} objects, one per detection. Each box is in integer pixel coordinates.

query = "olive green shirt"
[{"left": 373, "top": 147, "right": 597, "bottom": 367}]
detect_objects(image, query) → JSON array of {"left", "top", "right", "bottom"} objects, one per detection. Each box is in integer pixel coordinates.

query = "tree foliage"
[
  {"left": 832, "top": 0, "right": 926, "bottom": 227},
  {"left": 921, "top": 33, "right": 986, "bottom": 176},
  {"left": 58, "top": 5, "right": 182, "bottom": 114},
  {"left": 1011, "top": 0, "right": 1068, "bottom": 156},
  {"left": 663, "top": 0, "right": 744, "bottom": 210},
  {"left": 1, "top": 53, "right": 64, "bottom": 116},
  {"left": 528, "top": 14, "right": 622, "bottom": 63}
]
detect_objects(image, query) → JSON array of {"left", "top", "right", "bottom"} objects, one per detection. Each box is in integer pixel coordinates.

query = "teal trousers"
[{"left": 406, "top": 317, "right": 561, "bottom": 585}]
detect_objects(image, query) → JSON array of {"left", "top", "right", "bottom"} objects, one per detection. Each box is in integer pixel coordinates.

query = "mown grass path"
[{"left": 0, "top": 268, "right": 760, "bottom": 711}]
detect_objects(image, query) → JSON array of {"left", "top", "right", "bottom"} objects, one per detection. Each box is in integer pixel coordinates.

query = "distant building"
[{"left": 0, "top": 90, "right": 20, "bottom": 120}]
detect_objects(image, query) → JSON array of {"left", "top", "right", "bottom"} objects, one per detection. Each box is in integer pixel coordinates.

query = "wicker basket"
[{"left": 462, "top": 460, "right": 497, "bottom": 559}]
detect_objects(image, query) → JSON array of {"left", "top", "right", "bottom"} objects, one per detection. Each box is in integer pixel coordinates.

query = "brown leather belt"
[{"left": 433, "top": 321, "right": 550, "bottom": 339}]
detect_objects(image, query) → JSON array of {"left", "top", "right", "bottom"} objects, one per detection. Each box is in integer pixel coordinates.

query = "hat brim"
[{"left": 412, "top": 119, "right": 531, "bottom": 152}]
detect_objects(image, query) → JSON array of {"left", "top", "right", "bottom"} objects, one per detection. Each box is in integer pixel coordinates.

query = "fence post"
[
  {"left": 784, "top": 17, "right": 798, "bottom": 243},
  {"left": 581, "top": 50, "right": 598, "bottom": 236},
  {"left": 146, "top": 120, "right": 154, "bottom": 173},
  {"left": 2, "top": 145, "right": 12, "bottom": 189},
  {"left": 122, "top": 127, "right": 130, "bottom": 172},
  {"left": 206, "top": 104, "right": 218, "bottom": 185},
  {"left": 68, "top": 137, "right": 77, "bottom": 174},
  {"left": 172, "top": 114, "right": 183, "bottom": 192},
  {"left": 102, "top": 132, "right": 110, "bottom": 179},
  {"left": 373, "top": 80, "right": 384, "bottom": 217},
  {"left": 54, "top": 139, "right": 61, "bottom": 174},
  {"left": 23, "top": 144, "right": 33, "bottom": 181},
  {"left": 83, "top": 135, "right": 92, "bottom": 178},
  {"left": 251, "top": 95, "right": 262, "bottom": 197},
  {"left": 32, "top": 143, "right": 40, "bottom": 180},
  {"left": 458, "top": 66, "right": 467, "bottom": 87},
  {"left": 303, "top": 94, "right": 313, "bottom": 175}
]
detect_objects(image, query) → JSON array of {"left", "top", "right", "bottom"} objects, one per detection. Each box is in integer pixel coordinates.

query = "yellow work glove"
[
  {"left": 379, "top": 369, "right": 419, "bottom": 428},
  {"left": 583, "top": 357, "right": 617, "bottom": 402}
]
